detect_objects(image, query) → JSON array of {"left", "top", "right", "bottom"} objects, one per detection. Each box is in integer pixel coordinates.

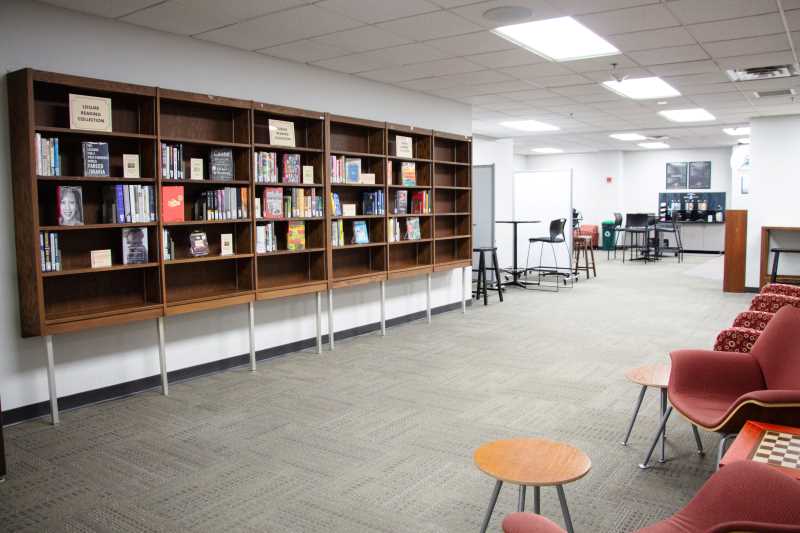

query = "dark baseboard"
[
  {"left": 2, "top": 300, "right": 471, "bottom": 426},
  {"left": 684, "top": 250, "right": 724, "bottom": 255},
  {"left": 744, "top": 286, "right": 760, "bottom": 293}
]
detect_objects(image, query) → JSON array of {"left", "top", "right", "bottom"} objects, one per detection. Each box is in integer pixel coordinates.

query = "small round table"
[{"left": 474, "top": 438, "right": 591, "bottom": 533}]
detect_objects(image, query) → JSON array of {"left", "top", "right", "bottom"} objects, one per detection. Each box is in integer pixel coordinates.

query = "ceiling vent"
[
  {"left": 482, "top": 6, "right": 533, "bottom": 23},
  {"left": 727, "top": 64, "right": 799, "bottom": 82},
  {"left": 753, "top": 88, "right": 797, "bottom": 98}
]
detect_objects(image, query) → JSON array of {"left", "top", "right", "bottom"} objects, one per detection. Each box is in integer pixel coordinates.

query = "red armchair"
[
  {"left": 762, "top": 283, "right": 800, "bottom": 298},
  {"left": 501, "top": 461, "right": 800, "bottom": 533},
  {"left": 750, "top": 293, "right": 800, "bottom": 313}
]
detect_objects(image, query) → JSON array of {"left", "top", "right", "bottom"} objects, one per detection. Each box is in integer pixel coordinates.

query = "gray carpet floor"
[{"left": 0, "top": 254, "right": 753, "bottom": 533}]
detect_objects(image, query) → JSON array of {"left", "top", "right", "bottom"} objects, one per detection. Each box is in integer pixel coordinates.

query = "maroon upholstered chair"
[
  {"left": 501, "top": 461, "right": 800, "bottom": 533},
  {"left": 713, "top": 311, "right": 774, "bottom": 353},
  {"left": 750, "top": 293, "right": 800, "bottom": 313},
  {"left": 641, "top": 306, "right": 800, "bottom": 468},
  {"left": 762, "top": 283, "right": 800, "bottom": 298}
]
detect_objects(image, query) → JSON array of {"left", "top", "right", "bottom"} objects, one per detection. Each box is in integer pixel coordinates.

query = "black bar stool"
[{"left": 473, "top": 247, "right": 504, "bottom": 305}]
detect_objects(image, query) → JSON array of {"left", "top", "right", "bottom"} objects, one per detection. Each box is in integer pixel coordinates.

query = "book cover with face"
[{"left": 58, "top": 185, "right": 84, "bottom": 226}]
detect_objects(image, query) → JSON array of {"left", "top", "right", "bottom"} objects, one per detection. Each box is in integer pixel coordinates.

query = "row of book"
[
  {"left": 331, "top": 220, "right": 369, "bottom": 247},
  {"left": 330, "top": 156, "right": 377, "bottom": 184},
  {"left": 388, "top": 217, "right": 422, "bottom": 242},
  {"left": 257, "top": 187, "right": 323, "bottom": 219},
  {"left": 393, "top": 190, "right": 429, "bottom": 214},
  {"left": 329, "top": 191, "right": 385, "bottom": 217},
  {"left": 100, "top": 184, "right": 157, "bottom": 223},
  {"left": 40, "top": 231, "right": 61, "bottom": 272},
  {"left": 161, "top": 145, "right": 234, "bottom": 181},
  {"left": 390, "top": 161, "right": 418, "bottom": 187},
  {"left": 256, "top": 221, "right": 306, "bottom": 252},
  {"left": 162, "top": 228, "right": 175, "bottom": 261},
  {"left": 189, "top": 187, "right": 249, "bottom": 221},
  {"left": 35, "top": 134, "right": 61, "bottom": 176},
  {"left": 254, "top": 152, "right": 303, "bottom": 183}
]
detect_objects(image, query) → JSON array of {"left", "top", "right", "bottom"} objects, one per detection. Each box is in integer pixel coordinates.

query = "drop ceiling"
[{"left": 38, "top": 0, "right": 800, "bottom": 154}]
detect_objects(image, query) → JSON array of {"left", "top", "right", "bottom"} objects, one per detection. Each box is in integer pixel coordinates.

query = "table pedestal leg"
[
  {"left": 640, "top": 406, "right": 672, "bottom": 469},
  {"left": 479, "top": 480, "right": 503, "bottom": 533},
  {"left": 622, "top": 385, "right": 647, "bottom": 445},
  {"left": 534, "top": 486, "right": 540, "bottom": 514},
  {"left": 557, "top": 485, "right": 574, "bottom": 533},
  {"left": 692, "top": 425, "right": 705, "bottom": 455},
  {"left": 517, "top": 485, "right": 526, "bottom": 512}
]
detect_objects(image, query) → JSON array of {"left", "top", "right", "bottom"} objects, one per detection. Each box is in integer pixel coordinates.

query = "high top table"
[{"left": 496, "top": 220, "right": 541, "bottom": 288}]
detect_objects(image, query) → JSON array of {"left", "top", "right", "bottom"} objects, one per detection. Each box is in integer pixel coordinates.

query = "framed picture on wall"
[
  {"left": 688, "top": 161, "right": 712, "bottom": 189},
  {"left": 666, "top": 162, "right": 688, "bottom": 189}
]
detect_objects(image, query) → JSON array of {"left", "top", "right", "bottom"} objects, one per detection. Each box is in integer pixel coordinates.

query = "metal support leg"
[
  {"left": 517, "top": 485, "right": 527, "bottom": 512},
  {"left": 327, "top": 289, "right": 335, "bottom": 351},
  {"left": 692, "top": 425, "right": 705, "bottom": 455},
  {"left": 248, "top": 301, "right": 256, "bottom": 372},
  {"left": 315, "top": 292, "right": 322, "bottom": 354},
  {"left": 716, "top": 433, "right": 736, "bottom": 470},
  {"left": 380, "top": 281, "right": 386, "bottom": 336},
  {"left": 659, "top": 387, "right": 667, "bottom": 463},
  {"left": 639, "top": 406, "right": 673, "bottom": 469},
  {"left": 426, "top": 273, "right": 432, "bottom": 324},
  {"left": 462, "top": 267, "right": 467, "bottom": 314},
  {"left": 44, "top": 335, "right": 59, "bottom": 425},
  {"left": 157, "top": 317, "right": 168, "bottom": 396},
  {"left": 479, "top": 480, "right": 503, "bottom": 533},
  {"left": 556, "top": 485, "right": 575, "bottom": 533},
  {"left": 533, "top": 486, "right": 541, "bottom": 514},
  {"left": 622, "top": 385, "right": 647, "bottom": 446}
]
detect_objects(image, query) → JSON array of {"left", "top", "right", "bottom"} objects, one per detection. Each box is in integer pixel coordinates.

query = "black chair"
[
  {"left": 621, "top": 213, "right": 650, "bottom": 263},
  {"left": 656, "top": 219, "right": 684, "bottom": 262},
  {"left": 473, "top": 247, "right": 503, "bottom": 305},
  {"left": 608, "top": 212, "right": 623, "bottom": 259},
  {"left": 524, "top": 218, "right": 570, "bottom": 291}
]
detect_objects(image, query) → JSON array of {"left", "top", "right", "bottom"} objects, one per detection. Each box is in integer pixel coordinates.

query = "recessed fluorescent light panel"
[
  {"left": 532, "top": 147, "right": 564, "bottom": 154},
  {"left": 602, "top": 77, "right": 680, "bottom": 100},
  {"left": 609, "top": 133, "right": 646, "bottom": 141},
  {"left": 500, "top": 120, "right": 560, "bottom": 132},
  {"left": 492, "top": 16, "right": 619, "bottom": 62},
  {"left": 723, "top": 126, "right": 750, "bottom": 136},
  {"left": 638, "top": 142, "right": 670, "bottom": 149},
  {"left": 658, "top": 108, "right": 716, "bottom": 123}
]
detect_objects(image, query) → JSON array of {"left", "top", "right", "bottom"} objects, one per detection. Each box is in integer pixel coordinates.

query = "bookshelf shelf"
[{"left": 8, "top": 68, "right": 471, "bottom": 338}]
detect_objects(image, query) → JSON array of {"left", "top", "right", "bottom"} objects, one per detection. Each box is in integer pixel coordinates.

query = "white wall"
[
  {"left": 0, "top": 0, "right": 472, "bottom": 411},
  {"left": 473, "top": 136, "right": 514, "bottom": 266},
  {"left": 746, "top": 115, "right": 800, "bottom": 287}
]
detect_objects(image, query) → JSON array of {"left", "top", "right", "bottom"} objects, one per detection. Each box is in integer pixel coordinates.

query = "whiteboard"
[{"left": 512, "top": 170, "right": 573, "bottom": 272}]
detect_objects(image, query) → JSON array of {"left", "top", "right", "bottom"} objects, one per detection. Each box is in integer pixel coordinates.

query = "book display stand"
[{"left": 7, "top": 68, "right": 472, "bottom": 424}]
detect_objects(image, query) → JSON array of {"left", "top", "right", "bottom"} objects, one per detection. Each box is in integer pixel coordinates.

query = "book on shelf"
[
  {"left": 410, "top": 190, "right": 430, "bottom": 214},
  {"left": 90, "top": 249, "right": 112, "bottom": 269},
  {"left": 388, "top": 218, "right": 400, "bottom": 243},
  {"left": 254, "top": 198, "right": 262, "bottom": 219},
  {"left": 394, "top": 190, "right": 408, "bottom": 214},
  {"left": 255, "top": 151, "right": 279, "bottom": 183},
  {"left": 360, "top": 173, "right": 375, "bottom": 185},
  {"left": 302, "top": 165, "right": 314, "bottom": 184},
  {"left": 405, "top": 217, "right": 421, "bottom": 240},
  {"left": 163, "top": 228, "right": 175, "bottom": 260},
  {"left": 123, "top": 154, "right": 140, "bottom": 178},
  {"left": 40, "top": 231, "right": 61, "bottom": 272},
  {"left": 396, "top": 135, "right": 413, "bottom": 158},
  {"left": 69, "top": 93, "right": 112, "bottom": 132},
  {"left": 331, "top": 220, "right": 345, "bottom": 247},
  {"left": 401, "top": 162, "right": 416, "bottom": 186},
  {"left": 82, "top": 141, "right": 110, "bottom": 177},
  {"left": 192, "top": 187, "right": 248, "bottom": 221},
  {"left": 262, "top": 187, "right": 283, "bottom": 219},
  {"left": 362, "top": 190, "right": 384, "bottom": 215},
  {"left": 161, "top": 185, "right": 185, "bottom": 223},
  {"left": 56, "top": 185, "right": 84, "bottom": 226},
  {"left": 287, "top": 221, "right": 305, "bottom": 251},
  {"left": 352, "top": 220, "right": 369, "bottom": 244},
  {"left": 101, "top": 184, "right": 156, "bottom": 223},
  {"left": 190, "top": 158, "right": 204, "bottom": 180},
  {"left": 342, "top": 204, "right": 356, "bottom": 217},
  {"left": 282, "top": 154, "right": 301, "bottom": 184},
  {"left": 387, "top": 160, "right": 393, "bottom": 184},
  {"left": 256, "top": 223, "right": 277, "bottom": 253},
  {"left": 35, "top": 134, "right": 61, "bottom": 176},
  {"left": 122, "top": 227, "right": 148, "bottom": 264},
  {"left": 330, "top": 192, "right": 342, "bottom": 217},
  {"left": 209, "top": 148, "right": 234, "bottom": 181},
  {"left": 268, "top": 119, "right": 295, "bottom": 147},
  {"left": 283, "top": 188, "right": 322, "bottom": 217},
  {"left": 189, "top": 230, "right": 209, "bottom": 257},
  {"left": 161, "top": 143, "right": 184, "bottom": 179},
  {"left": 220, "top": 233, "right": 234, "bottom": 256},
  {"left": 345, "top": 158, "right": 362, "bottom": 183}
]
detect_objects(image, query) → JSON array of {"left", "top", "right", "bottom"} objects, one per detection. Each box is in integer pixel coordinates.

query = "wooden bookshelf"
[
  {"left": 432, "top": 132, "right": 472, "bottom": 272},
  {"left": 7, "top": 68, "right": 473, "bottom": 337}
]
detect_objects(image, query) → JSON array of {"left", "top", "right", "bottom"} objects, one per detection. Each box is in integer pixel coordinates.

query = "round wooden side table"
[{"left": 474, "top": 437, "right": 590, "bottom": 533}]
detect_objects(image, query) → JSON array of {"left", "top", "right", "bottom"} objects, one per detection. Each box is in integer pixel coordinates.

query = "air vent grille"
[
  {"left": 753, "top": 88, "right": 796, "bottom": 98},
  {"left": 727, "top": 64, "right": 799, "bottom": 82}
]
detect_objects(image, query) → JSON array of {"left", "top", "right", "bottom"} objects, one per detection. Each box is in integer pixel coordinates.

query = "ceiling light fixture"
[
  {"left": 531, "top": 147, "right": 564, "bottom": 154},
  {"left": 738, "top": 137, "right": 751, "bottom": 144},
  {"left": 658, "top": 108, "right": 716, "bottom": 122},
  {"left": 723, "top": 126, "right": 750, "bottom": 136},
  {"left": 602, "top": 77, "right": 681, "bottom": 100},
  {"left": 609, "top": 133, "right": 646, "bottom": 141},
  {"left": 638, "top": 142, "right": 670, "bottom": 149},
  {"left": 492, "top": 16, "right": 619, "bottom": 62},
  {"left": 500, "top": 119, "right": 560, "bottom": 132},
  {"left": 657, "top": 101, "right": 668, "bottom": 105}
]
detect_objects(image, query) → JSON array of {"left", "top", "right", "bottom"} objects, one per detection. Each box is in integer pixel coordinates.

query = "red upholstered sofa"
[{"left": 502, "top": 461, "right": 800, "bottom": 533}]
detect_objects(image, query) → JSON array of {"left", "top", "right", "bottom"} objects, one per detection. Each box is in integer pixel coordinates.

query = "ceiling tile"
[
  {"left": 409, "top": 71, "right": 518, "bottom": 91},
  {"left": 501, "top": 62, "right": 574, "bottom": 80},
  {"left": 312, "top": 43, "right": 452, "bottom": 73},
  {"left": 702, "top": 33, "right": 791, "bottom": 58},
  {"left": 538, "top": 74, "right": 594, "bottom": 87},
  {"left": 358, "top": 57, "right": 484, "bottom": 82},
  {"left": 258, "top": 39, "right": 349, "bottom": 63},
  {"left": 40, "top": 0, "right": 164, "bottom": 18},
  {"left": 565, "top": 55, "right": 635, "bottom": 73},
  {"left": 120, "top": 0, "right": 238, "bottom": 35},
  {"left": 546, "top": 0, "right": 660, "bottom": 16},
  {"left": 424, "top": 31, "right": 515, "bottom": 56},
  {"left": 172, "top": 0, "right": 314, "bottom": 21},
  {"left": 576, "top": 4, "right": 680, "bottom": 35},
  {"left": 662, "top": 72, "right": 732, "bottom": 86},
  {"left": 607, "top": 27, "right": 695, "bottom": 52},
  {"left": 195, "top": 5, "right": 362, "bottom": 49},
  {"left": 716, "top": 51, "right": 796, "bottom": 71},
  {"left": 503, "top": 89, "right": 561, "bottom": 101},
  {"left": 312, "top": 25, "right": 411, "bottom": 53},
  {"left": 667, "top": 0, "right": 778, "bottom": 24},
  {"left": 315, "top": 0, "right": 440, "bottom": 23},
  {"left": 679, "top": 83, "right": 741, "bottom": 96},
  {"left": 628, "top": 44, "right": 709, "bottom": 65},
  {"left": 688, "top": 13, "right": 784, "bottom": 43},
  {"left": 581, "top": 67, "right": 651, "bottom": 82},
  {"left": 375, "top": 10, "right": 482, "bottom": 41},
  {"left": 460, "top": 94, "right": 517, "bottom": 105},
  {"left": 449, "top": 0, "right": 559, "bottom": 29},
  {"left": 648, "top": 60, "right": 721, "bottom": 77},
  {"left": 467, "top": 48, "right": 546, "bottom": 68}
]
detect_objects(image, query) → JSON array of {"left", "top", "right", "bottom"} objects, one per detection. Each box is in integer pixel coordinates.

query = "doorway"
[{"left": 472, "top": 164, "right": 495, "bottom": 278}]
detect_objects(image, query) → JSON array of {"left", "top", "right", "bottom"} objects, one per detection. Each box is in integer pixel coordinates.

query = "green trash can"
[{"left": 601, "top": 220, "right": 616, "bottom": 251}]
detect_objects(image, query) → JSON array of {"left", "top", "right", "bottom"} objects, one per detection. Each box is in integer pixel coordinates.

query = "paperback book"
[
  {"left": 209, "top": 148, "right": 234, "bottom": 181},
  {"left": 189, "top": 230, "right": 209, "bottom": 257},
  {"left": 345, "top": 158, "right": 362, "bottom": 184},
  {"left": 57, "top": 185, "right": 84, "bottom": 226},
  {"left": 35, "top": 134, "right": 60, "bottom": 176},
  {"left": 40, "top": 231, "right": 61, "bottom": 272},
  {"left": 282, "top": 154, "right": 301, "bottom": 183},
  {"left": 161, "top": 186, "right": 185, "bottom": 223},
  {"left": 394, "top": 190, "right": 408, "bottom": 214},
  {"left": 82, "top": 141, "right": 110, "bottom": 177},
  {"left": 122, "top": 227, "right": 148, "bottom": 264},
  {"left": 405, "top": 217, "right": 421, "bottom": 240},
  {"left": 352, "top": 220, "right": 369, "bottom": 244},
  {"left": 263, "top": 187, "right": 284, "bottom": 219},
  {"left": 287, "top": 221, "right": 306, "bottom": 251},
  {"left": 401, "top": 162, "right": 416, "bottom": 186},
  {"left": 331, "top": 220, "right": 345, "bottom": 247}
]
